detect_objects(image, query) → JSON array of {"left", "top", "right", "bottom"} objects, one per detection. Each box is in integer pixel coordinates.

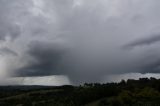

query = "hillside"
[{"left": 0, "top": 78, "right": 160, "bottom": 106}]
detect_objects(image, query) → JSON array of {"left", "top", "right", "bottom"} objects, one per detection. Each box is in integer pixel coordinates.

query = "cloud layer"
[{"left": 1, "top": 0, "right": 160, "bottom": 84}]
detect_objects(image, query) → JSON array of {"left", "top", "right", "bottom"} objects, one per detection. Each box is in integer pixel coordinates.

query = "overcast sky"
[{"left": 0, "top": 0, "right": 160, "bottom": 85}]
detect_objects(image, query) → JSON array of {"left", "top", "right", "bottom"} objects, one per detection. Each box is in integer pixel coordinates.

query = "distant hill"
[
  {"left": 0, "top": 85, "right": 55, "bottom": 91},
  {"left": 0, "top": 78, "right": 160, "bottom": 106}
]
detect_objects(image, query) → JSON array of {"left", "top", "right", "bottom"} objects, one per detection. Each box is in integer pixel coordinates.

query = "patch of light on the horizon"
[{"left": 0, "top": 75, "right": 71, "bottom": 86}]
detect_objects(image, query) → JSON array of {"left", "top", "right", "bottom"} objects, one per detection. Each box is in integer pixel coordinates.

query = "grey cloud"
[
  {"left": 0, "top": 23, "right": 21, "bottom": 41},
  {"left": 124, "top": 34, "right": 160, "bottom": 49},
  {"left": 0, "top": 47, "right": 18, "bottom": 56},
  {"left": 122, "top": 33, "right": 160, "bottom": 73},
  {"left": 0, "top": 0, "right": 25, "bottom": 41},
  {"left": 141, "top": 59, "right": 160, "bottom": 73}
]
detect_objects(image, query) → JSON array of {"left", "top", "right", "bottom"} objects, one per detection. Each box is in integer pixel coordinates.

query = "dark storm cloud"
[
  {"left": 15, "top": 41, "right": 68, "bottom": 77},
  {"left": 1, "top": 0, "right": 160, "bottom": 84}
]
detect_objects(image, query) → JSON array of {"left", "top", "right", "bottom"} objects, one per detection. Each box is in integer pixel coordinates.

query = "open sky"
[{"left": 0, "top": 0, "right": 160, "bottom": 85}]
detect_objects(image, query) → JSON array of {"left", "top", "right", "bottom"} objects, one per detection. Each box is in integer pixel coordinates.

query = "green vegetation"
[{"left": 0, "top": 78, "right": 160, "bottom": 106}]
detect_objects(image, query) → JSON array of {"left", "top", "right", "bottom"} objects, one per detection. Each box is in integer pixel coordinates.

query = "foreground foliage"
[{"left": 0, "top": 78, "right": 160, "bottom": 106}]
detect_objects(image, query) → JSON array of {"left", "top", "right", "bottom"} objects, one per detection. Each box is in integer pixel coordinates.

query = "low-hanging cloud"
[
  {"left": 1, "top": 0, "right": 160, "bottom": 84},
  {"left": 124, "top": 34, "right": 160, "bottom": 49}
]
